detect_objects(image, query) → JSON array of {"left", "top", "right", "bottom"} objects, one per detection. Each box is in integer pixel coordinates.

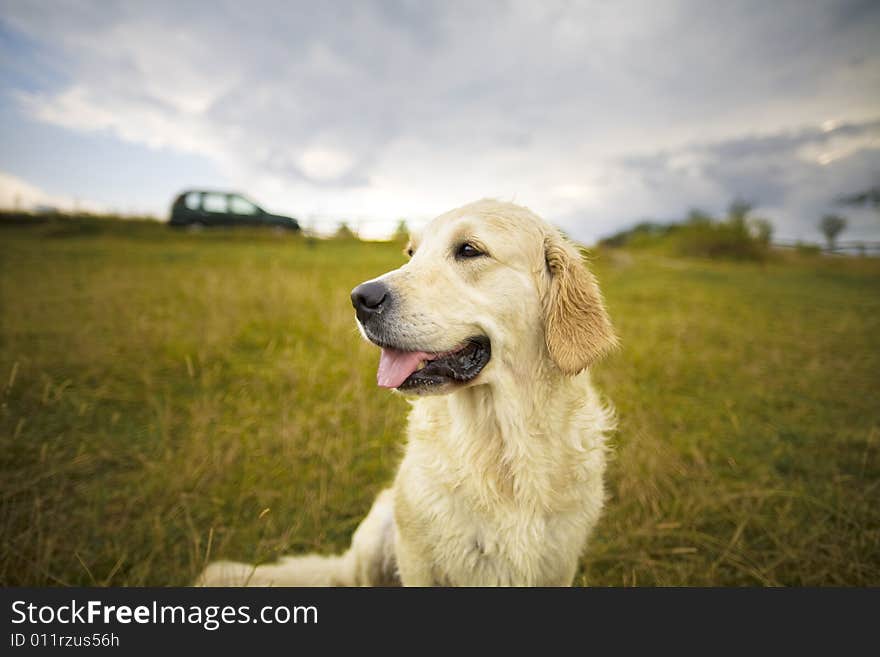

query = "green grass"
[{"left": 1, "top": 218, "right": 878, "bottom": 586}]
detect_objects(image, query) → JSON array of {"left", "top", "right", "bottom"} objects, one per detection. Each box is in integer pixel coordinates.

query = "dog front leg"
[{"left": 195, "top": 489, "right": 399, "bottom": 587}]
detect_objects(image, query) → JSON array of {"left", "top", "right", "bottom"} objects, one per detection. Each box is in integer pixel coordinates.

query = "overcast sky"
[{"left": 1, "top": 0, "right": 878, "bottom": 241}]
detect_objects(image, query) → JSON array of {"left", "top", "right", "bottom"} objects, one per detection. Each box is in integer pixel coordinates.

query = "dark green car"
[{"left": 169, "top": 190, "right": 300, "bottom": 231}]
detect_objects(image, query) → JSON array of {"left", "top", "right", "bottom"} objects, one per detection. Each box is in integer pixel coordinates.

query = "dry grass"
[{"left": 1, "top": 219, "right": 878, "bottom": 585}]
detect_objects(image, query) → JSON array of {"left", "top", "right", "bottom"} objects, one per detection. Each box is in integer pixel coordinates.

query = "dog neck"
[{"left": 442, "top": 351, "right": 600, "bottom": 509}]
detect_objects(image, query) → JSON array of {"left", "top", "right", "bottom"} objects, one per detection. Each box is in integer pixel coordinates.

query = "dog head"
[{"left": 351, "top": 199, "right": 617, "bottom": 395}]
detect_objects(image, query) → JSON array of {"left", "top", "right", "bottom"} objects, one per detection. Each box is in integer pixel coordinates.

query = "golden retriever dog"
[{"left": 197, "top": 199, "right": 617, "bottom": 586}]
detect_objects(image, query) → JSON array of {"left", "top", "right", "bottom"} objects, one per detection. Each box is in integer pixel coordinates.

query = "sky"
[{"left": 1, "top": 0, "right": 879, "bottom": 242}]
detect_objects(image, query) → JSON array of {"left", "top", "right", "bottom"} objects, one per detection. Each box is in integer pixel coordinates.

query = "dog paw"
[{"left": 194, "top": 560, "right": 254, "bottom": 587}]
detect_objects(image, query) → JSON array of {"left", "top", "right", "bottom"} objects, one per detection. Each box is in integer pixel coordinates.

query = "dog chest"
[{"left": 394, "top": 463, "right": 599, "bottom": 586}]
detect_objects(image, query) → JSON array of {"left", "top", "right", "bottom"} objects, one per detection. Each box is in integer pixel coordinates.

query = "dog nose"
[{"left": 351, "top": 281, "right": 389, "bottom": 323}]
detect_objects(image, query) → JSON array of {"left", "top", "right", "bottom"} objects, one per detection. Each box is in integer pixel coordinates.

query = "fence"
[{"left": 773, "top": 240, "right": 880, "bottom": 256}]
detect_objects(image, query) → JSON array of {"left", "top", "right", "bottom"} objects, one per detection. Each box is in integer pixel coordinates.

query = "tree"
[
  {"left": 750, "top": 218, "right": 774, "bottom": 245},
  {"left": 335, "top": 222, "right": 357, "bottom": 240},
  {"left": 819, "top": 214, "right": 847, "bottom": 251},
  {"left": 686, "top": 209, "right": 714, "bottom": 226},
  {"left": 392, "top": 219, "right": 409, "bottom": 243},
  {"left": 727, "top": 199, "right": 753, "bottom": 229}
]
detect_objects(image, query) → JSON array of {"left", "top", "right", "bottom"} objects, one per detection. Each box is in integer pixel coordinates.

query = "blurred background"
[
  {"left": 1, "top": 0, "right": 878, "bottom": 242},
  {"left": 1, "top": 1, "right": 878, "bottom": 587}
]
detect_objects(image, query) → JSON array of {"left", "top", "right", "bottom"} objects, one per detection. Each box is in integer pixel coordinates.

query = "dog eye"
[
  {"left": 406, "top": 248, "right": 414, "bottom": 257},
  {"left": 455, "top": 243, "right": 485, "bottom": 259}
]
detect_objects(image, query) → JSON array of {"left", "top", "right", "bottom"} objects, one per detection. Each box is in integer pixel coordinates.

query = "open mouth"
[{"left": 376, "top": 336, "right": 491, "bottom": 391}]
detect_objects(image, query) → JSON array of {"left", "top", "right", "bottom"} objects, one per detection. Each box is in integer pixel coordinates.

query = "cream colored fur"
[{"left": 197, "top": 199, "right": 616, "bottom": 587}]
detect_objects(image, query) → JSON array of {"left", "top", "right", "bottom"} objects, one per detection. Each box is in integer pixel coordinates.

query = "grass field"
[{"left": 1, "top": 217, "right": 879, "bottom": 586}]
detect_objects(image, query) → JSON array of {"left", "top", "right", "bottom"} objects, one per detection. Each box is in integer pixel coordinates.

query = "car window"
[
  {"left": 184, "top": 192, "right": 201, "bottom": 210},
  {"left": 229, "top": 195, "right": 259, "bottom": 215},
  {"left": 203, "top": 193, "right": 227, "bottom": 213}
]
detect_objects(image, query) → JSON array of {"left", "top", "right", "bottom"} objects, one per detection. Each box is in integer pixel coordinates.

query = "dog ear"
[{"left": 542, "top": 234, "right": 618, "bottom": 374}]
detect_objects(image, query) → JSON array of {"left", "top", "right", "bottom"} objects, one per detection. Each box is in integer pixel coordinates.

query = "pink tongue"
[{"left": 377, "top": 348, "right": 431, "bottom": 388}]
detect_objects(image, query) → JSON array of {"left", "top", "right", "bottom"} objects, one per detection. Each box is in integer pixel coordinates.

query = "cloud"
[
  {"left": 1, "top": 0, "right": 879, "bottom": 240},
  {"left": 0, "top": 170, "right": 106, "bottom": 212},
  {"left": 611, "top": 120, "right": 880, "bottom": 239}
]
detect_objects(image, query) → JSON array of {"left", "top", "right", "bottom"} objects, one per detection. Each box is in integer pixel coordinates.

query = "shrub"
[
  {"left": 599, "top": 203, "right": 773, "bottom": 261},
  {"left": 795, "top": 241, "right": 822, "bottom": 256},
  {"left": 671, "top": 220, "right": 768, "bottom": 261}
]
